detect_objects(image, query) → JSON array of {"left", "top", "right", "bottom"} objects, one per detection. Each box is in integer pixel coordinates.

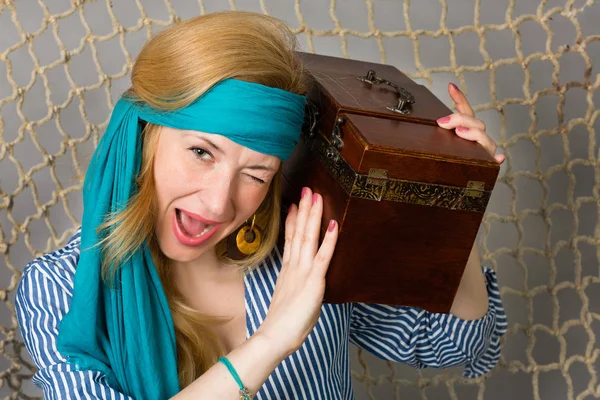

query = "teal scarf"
[{"left": 56, "top": 79, "right": 305, "bottom": 399}]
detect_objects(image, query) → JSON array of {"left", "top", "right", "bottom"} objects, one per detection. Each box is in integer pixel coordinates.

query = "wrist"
[{"left": 252, "top": 328, "right": 295, "bottom": 361}]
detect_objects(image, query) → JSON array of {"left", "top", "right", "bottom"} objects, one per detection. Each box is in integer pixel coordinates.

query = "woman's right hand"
[
  {"left": 176, "top": 187, "right": 338, "bottom": 399},
  {"left": 256, "top": 186, "right": 339, "bottom": 356}
]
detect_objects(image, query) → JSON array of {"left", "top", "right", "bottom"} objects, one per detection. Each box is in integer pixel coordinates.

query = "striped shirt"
[{"left": 16, "top": 229, "right": 507, "bottom": 399}]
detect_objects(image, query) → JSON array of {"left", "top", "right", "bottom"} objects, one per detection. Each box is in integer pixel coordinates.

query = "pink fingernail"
[
  {"left": 301, "top": 187, "right": 308, "bottom": 199},
  {"left": 312, "top": 193, "right": 318, "bottom": 205},
  {"left": 456, "top": 126, "right": 469, "bottom": 132},
  {"left": 288, "top": 204, "right": 293, "bottom": 213},
  {"left": 328, "top": 220, "right": 336, "bottom": 232},
  {"left": 437, "top": 116, "right": 451, "bottom": 124},
  {"left": 450, "top": 82, "right": 460, "bottom": 92}
]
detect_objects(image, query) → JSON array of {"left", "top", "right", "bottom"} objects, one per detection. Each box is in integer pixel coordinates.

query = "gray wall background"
[{"left": 1, "top": 0, "right": 599, "bottom": 399}]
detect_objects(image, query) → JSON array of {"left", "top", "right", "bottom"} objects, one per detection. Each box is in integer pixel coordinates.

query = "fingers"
[
  {"left": 437, "top": 113, "right": 485, "bottom": 132},
  {"left": 494, "top": 154, "right": 506, "bottom": 164},
  {"left": 282, "top": 204, "right": 296, "bottom": 266},
  {"left": 437, "top": 91, "right": 505, "bottom": 164},
  {"left": 312, "top": 219, "right": 338, "bottom": 276},
  {"left": 448, "top": 125, "right": 505, "bottom": 164},
  {"left": 299, "top": 192, "right": 323, "bottom": 265},
  {"left": 454, "top": 127, "right": 497, "bottom": 156},
  {"left": 289, "top": 187, "right": 312, "bottom": 263},
  {"left": 283, "top": 187, "right": 339, "bottom": 274},
  {"left": 448, "top": 82, "right": 475, "bottom": 117}
]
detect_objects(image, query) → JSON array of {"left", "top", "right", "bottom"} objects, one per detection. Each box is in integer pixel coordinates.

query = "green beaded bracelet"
[{"left": 218, "top": 357, "right": 252, "bottom": 400}]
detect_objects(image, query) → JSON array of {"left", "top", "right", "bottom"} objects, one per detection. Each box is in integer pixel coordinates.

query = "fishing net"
[{"left": 1, "top": 0, "right": 598, "bottom": 398}]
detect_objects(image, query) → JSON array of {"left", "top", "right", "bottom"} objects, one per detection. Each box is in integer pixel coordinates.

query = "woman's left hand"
[
  {"left": 436, "top": 83, "right": 505, "bottom": 164},
  {"left": 436, "top": 83, "right": 502, "bottom": 319}
]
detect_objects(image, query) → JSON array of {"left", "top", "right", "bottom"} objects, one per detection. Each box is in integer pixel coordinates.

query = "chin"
[
  {"left": 155, "top": 221, "right": 231, "bottom": 264},
  {"left": 156, "top": 234, "right": 211, "bottom": 263}
]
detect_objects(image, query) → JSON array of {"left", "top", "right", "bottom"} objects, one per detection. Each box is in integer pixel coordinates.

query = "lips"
[
  {"left": 172, "top": 208, "right": 221, "bottom": 247},
  {"left": 178, "top": 210, "right": 213, "bottom": 237}
]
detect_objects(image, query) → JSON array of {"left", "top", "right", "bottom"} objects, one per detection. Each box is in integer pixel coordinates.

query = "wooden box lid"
[{"left": 297, "top": 52, "right": 500, "bottom": 200}]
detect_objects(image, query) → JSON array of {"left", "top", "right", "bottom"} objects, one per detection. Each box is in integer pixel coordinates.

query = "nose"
[{"left": 199, "top": 171, "right": 235, "bottom": 220}]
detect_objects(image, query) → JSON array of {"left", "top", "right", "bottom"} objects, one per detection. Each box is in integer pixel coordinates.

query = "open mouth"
[
  {"left": 172, "top": 208, "right": 220, "bottom": 246},
  {"left": 176, "top": 209, "right": 213, "bottom": 237}
]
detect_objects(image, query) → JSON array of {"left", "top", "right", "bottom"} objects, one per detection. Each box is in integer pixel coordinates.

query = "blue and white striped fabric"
[{"left": 16, "top": 229, "right": 507, "bottom": 399}]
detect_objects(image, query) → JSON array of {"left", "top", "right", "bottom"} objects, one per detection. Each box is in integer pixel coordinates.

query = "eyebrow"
[
  {"left": 246, "top": 164, "right": 277, "bottom": 172},
  {"left": 185, "top": 133, "right": 277, "bottom": 172}
]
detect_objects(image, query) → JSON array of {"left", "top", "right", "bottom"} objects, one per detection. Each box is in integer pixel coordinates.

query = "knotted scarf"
[{"left": 56, "top": 78, "right": 306, "bottom": 399}]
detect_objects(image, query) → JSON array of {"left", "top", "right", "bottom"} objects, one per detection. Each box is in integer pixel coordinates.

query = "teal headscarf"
[{"left": 56, "top": 78, "right": 305, "bottom": 399}]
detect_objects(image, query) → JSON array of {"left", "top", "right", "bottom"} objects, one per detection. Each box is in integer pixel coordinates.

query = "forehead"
[{"left": 178, "top": 129, "right": 281, "bottom": 169}]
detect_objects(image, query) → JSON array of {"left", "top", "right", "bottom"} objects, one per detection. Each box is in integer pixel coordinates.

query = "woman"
[{"left": 16, "top": 11, "right": 507, "bottom": 400}]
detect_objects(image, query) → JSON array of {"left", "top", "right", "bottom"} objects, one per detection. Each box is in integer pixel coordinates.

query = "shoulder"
[
  {"left": 16, "top": 228, "right": 81, "bottom": 317},
  {"left": 15, "top": 228, "right": 81, "bottom": 368}
]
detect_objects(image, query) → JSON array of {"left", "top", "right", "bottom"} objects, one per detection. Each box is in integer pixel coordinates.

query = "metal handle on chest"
[{"left": 357, "top": 70, "right": 415, "bottom": 115}]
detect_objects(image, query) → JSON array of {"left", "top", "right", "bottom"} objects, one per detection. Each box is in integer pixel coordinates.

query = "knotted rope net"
[{"left": 1, "top": 0, "right": 599, "bottom": 399}]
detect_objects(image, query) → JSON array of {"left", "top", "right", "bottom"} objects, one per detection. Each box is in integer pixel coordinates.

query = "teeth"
[
  {"left": 192, "top": 225, "right": 212, "bottom": 238},
  {"left": 176, "top": 209, "right": 213, "bottom": 238}
]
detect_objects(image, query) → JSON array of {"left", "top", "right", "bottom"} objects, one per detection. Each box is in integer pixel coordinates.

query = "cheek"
[
  {"left": 153, "top": 145, "right": 192, "bottom": 211},
  {"left": 234, "top": 186, "right": 270, "bottom": 219},
  {"left": 153, "top": 153, "right": 172, "bottom": 204}
]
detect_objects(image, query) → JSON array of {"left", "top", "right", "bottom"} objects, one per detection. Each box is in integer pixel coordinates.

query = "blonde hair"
[{"left": 98, "top": 11, "right": 307, "bottom": 388}]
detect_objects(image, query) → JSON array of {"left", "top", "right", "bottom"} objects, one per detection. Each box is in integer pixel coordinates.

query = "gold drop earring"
[{"left": 227, "top": 215, "right": 262, "bottom": 260}]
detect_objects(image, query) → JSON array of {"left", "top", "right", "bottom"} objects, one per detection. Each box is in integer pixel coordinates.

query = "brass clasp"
[
  {"left": 366, "top": 168, "right": 388, "bottom": 186},
  {"left": 465, "top": 181, "right": 485, "bottom": 198}
]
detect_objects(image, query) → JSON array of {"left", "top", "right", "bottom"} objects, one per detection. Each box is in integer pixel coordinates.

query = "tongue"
[{"left": 179, "top": 210, "right": 209, "bottom": 237}]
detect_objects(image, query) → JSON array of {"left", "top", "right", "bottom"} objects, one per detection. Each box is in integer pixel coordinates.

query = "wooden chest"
[{"left": 281, "top": 52, "right": 499, "bottom": 313}]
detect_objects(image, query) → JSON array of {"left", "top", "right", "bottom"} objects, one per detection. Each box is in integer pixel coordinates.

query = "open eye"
[{"left": 190, "top": 147, "right": 212, "bottom": 160}]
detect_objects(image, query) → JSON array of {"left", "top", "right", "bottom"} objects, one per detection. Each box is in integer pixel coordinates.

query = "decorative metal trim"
[{"left": 307, "top": 131, "right": 491, "bottom": 213}]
